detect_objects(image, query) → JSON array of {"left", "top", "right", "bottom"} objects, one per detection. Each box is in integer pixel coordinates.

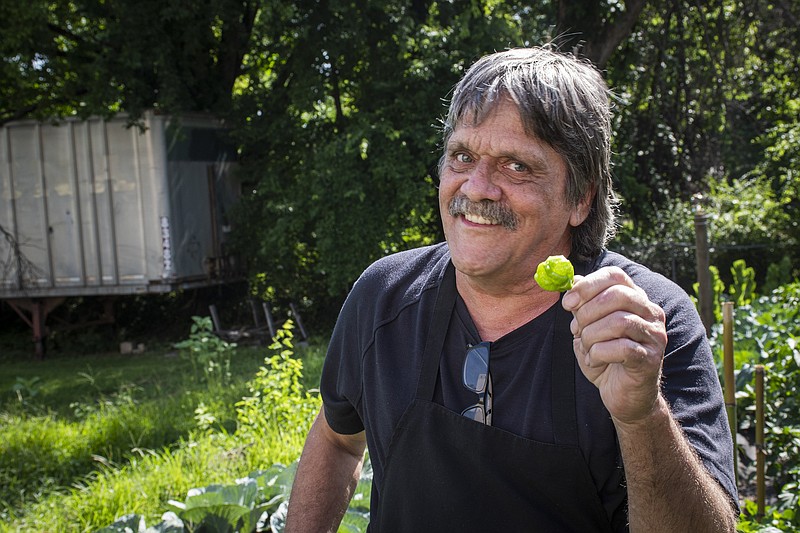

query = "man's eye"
[
  {"left": 454, "top": 153, "right": 473, "bottom": 164},
  {"left": 508, "top": 161, "right": 528, "bottom": 173}
]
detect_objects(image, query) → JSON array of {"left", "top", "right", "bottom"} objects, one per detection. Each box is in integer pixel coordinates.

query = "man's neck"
[{"left": 455, "top": 271, "right": 560, "bottom": 342}]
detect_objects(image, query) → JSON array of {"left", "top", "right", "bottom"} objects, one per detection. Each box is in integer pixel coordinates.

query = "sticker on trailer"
[{"left": 160, "top": 216, "right": 174, "bottom": 279}]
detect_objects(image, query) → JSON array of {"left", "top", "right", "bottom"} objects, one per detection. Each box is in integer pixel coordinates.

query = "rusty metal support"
[{"left": 6, "top": 297, "right": 66, "bottom": 359}]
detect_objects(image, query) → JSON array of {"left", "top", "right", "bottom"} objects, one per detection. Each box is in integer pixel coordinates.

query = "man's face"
[{"left": 439, "top": 97, "right": 591, "bottom": 286}]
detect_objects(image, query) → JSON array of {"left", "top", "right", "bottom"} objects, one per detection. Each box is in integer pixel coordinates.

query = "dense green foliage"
[
  {"left": 709, "top": 283, "right": 800, "bottom": 531},
  {"left": 612, "top": 171, "right": 797, "bottom": 292},
  {"left": 608, "top": 1, "right": 799, "bottom": 294},
  {"left": 226, "top": 0, "right": 548, "bottom": 317},
  {"left": 4, "top": 1, "right": 797, "bottom": 326},
  {"left": 0, "top": 0, "right": 255, "bottom": 122}
]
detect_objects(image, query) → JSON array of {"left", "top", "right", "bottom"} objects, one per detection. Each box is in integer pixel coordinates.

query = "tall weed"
[
  {"left": 175, "top": 316, "right": 236, "bottom": 387},
  {"left": 235, "top": 321, "right": 321, "bottom": 465}
]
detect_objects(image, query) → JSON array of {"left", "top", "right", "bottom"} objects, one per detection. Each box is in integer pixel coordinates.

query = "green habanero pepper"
[{"left": 534, "top": 255, "right": 575, "bottom": 292}]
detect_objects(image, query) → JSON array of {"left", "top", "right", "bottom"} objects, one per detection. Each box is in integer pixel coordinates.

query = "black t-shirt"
[{"left": 321, "top": 243, "right": 738, "bottom": 521}]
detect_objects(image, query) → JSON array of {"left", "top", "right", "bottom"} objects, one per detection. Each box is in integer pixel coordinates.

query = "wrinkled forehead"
[{"left": 449, "top": 89, "right": 544, "bottom": 144}]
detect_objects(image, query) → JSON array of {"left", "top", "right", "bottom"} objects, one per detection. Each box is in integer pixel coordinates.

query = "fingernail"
[{"left": 562, "top": 291, "right": 578, "bottom": 309}]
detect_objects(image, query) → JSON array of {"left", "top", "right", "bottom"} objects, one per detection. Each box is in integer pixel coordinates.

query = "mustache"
[{"left": 448, "top": 195, "right": 519, "bottom": 230}]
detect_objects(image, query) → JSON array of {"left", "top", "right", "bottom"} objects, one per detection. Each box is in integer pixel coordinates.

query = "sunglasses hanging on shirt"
[{"left": 461, "top": 341, "right": 492, "bottom": 425}]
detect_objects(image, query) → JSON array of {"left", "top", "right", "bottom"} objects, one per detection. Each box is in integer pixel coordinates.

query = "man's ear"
[{"left": 569, "top": 185, "right": 596, "bottom": 227}]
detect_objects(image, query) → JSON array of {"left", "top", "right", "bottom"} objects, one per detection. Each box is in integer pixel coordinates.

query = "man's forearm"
[
  {"left": 285, "top": 411, "right": 366, "bottom": 533},
  {"left": 616, "top": 395, "right": 737, "bottom": 533}
]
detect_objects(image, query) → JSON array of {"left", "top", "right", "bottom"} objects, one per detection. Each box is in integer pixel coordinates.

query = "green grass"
[
  {"left": 6, "top": 435, "right": 253, "bottom": 531},
  {"left": 0, "top": 332, "right": 327, "bottom": 532}
]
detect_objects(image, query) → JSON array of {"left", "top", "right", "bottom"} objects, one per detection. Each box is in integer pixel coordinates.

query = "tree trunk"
[
  {"left": 216, "top": 1, "right": 260, "bottom": 111},
  {"left": 556, "top": 0, "right": 647, "bottom": 68}
]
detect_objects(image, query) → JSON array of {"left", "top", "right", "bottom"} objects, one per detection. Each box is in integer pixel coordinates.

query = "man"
[{"left": 285, "top": 46, "right": 738, "bottom": 532}]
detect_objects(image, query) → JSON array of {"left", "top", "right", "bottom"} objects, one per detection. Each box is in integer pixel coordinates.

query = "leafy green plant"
[
  {"left": 96, "top": 511, "right": 184, "bottom": 532},
  {"left": 175, "top": 316, "right": 235, "bottom": 387},
  {"left": 10, "top": 376, "right": 41, "bottom": 404},
  {"left": 235, "top": 322, "right": 320, "bottom": 456},
  {"left": 737, "top": 499, "right": 799, "bottom": 532},
  {"left": 731, "top": 259, "right": 757, "bottom": 307},
  {"left": 693, "top": 264, "right": 727, "bottom": 323},
  {"left": 95, "top": 459, "right": 373, "bottom": 533},
  {"left": 694, "top": 259, "right": 758, "bottom": 324},
  {"left": 166, "top": 478, "right": 269, "bottom": 532},
  {"left": 193, "top": 402, "right": 219, "bottom": 436},
  {"left": 710, "top": 283, "right": 800, "bottom": 528}
]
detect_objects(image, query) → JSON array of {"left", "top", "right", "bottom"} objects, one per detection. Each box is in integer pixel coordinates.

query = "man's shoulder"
[
  {"left": 595, "top": 249, "right": 693, "bottom": 313},
  {"left": 363, "top": 242, "right": 449, "bottom": 277},
  {"left": 595, "top": 250, "right": 674, "bottom": 286},
  {"left": 348, "top": 243, "right": 450, "bottom": 311}
]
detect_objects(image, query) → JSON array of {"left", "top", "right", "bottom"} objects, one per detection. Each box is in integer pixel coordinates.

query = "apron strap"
[
  {"left": 416, "top": 261, "right": 456, "bottom": 400},
  {"left": 551, "top": 297, "right": 579, "bottom": 446},
  {"left": 550, "top": 258, "right": 589, "bottom": 446}
]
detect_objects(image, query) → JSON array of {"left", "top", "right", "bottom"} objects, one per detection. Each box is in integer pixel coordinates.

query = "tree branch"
[
  {"left": 588, "top": 0, "right": 647, "bottom": 68},
  {"left": 46, "top": 22, "right": 91, "bottom": 47},
  {"left": 0, "top": 223, "right": 44, "bottom": 289}
]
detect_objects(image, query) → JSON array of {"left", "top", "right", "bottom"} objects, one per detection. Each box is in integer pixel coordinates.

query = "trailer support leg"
[
  {"left": 6, "top": 297, "right": 66, "bottom": 360},
  {"left": 32, "top": 301, "right": 45, "bottom": 359}
]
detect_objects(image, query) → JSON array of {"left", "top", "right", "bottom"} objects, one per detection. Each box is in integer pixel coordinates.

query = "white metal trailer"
[{"left": 1, "top": 112, "right": 240, "bottom": 356}]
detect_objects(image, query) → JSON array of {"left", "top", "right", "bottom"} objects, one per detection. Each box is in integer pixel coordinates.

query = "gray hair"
[{"left": 440, "top": 46, "right": 618, "bottom": 260}]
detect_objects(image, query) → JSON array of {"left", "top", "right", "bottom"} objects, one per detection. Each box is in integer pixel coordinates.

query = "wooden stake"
[
  {"left": 722, "top": 302, "right": 737, "bottom": 484},
  {"left": 755, "top": 364, "right": 765, "bottom": 518},
  {"left": 694, "top": 208, "right": 714, "bottom": 335}
]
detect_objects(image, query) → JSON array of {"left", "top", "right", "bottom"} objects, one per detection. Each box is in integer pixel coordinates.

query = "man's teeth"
[{"left": 465, "top": 213, "right": 498, "bottom": 225}]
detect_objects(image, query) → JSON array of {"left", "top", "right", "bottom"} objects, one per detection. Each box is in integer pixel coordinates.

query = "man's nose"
[{"left": 461, "top": 160, "right": 502, "bottom": 202}]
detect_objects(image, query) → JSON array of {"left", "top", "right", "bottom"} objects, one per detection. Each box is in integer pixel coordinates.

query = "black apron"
[{"left": 370, "top": 262, "right": 618, "bottom": 532}]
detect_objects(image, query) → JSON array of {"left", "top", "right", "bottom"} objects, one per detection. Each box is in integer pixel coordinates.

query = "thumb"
[{"left": 561, "top": 274, "right": 584, "bottom": 312}]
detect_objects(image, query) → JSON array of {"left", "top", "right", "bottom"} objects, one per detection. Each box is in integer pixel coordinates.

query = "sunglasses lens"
[
  {"left": 462, "top": 404, "right": 485, "bottom": 423},
  {"left": 463, "top": 344, "right": 489, "bottom": 393}
]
